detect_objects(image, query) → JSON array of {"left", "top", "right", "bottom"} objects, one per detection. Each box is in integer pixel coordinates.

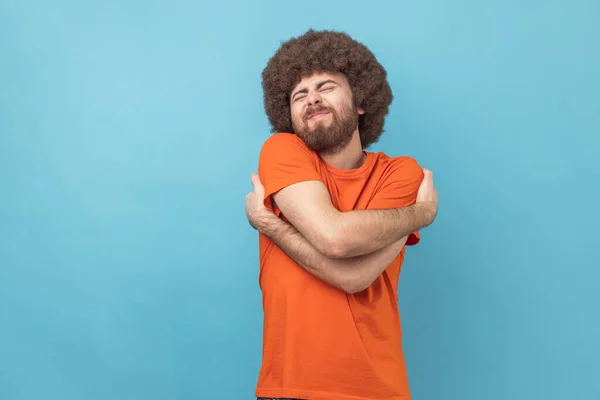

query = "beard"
[{"left": 293, "top": 102, "right": 358, "bottom": 154}]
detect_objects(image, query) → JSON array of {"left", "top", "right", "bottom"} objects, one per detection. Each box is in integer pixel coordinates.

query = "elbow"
[
  {"left": 341, "top": 279, "right": 369, "bottom": 295},
  {"left": 312, "top": 211, "right": 352, "bottom": 258},
  {"left": 339, "top": 274, "right": 371, "bottom": 295},
  {"left": 322, "top": 242, "right": 349, "bottom": 259},
  {"left": 318, "top": 229, "right": 350, "bottom": 259}
]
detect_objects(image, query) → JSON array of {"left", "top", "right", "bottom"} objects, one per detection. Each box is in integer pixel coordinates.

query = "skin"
[{"left": 246, "top": 72, "right": 438, "bottom": 293}]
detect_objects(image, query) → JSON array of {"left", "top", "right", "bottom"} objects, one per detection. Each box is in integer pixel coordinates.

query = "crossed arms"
[{"left": 247, "top": 172, "right": 437, "bottom": 294}]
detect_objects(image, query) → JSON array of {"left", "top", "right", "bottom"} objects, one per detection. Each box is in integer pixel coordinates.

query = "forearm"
[
  {"left": 260, "top": 213, "right": 406, "bottom": 294},
  {"left": 330, "top": 202, "right": 435, "bottom": 258}
]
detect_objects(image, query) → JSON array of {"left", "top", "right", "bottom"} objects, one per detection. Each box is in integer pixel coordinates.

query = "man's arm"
[
  {"left": 271, "top": 173, "right": 436, "bottom": 259},
  {"left": 258, "top": 210, "right": 407, "bottom": 294},
  {"left": 255, "top": 133, "right": 437, "bottom": 259}
]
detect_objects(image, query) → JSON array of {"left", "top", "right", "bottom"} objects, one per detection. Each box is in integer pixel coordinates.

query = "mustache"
[{"left": 304, "top": 105, "right": 333, "bottom": 121}]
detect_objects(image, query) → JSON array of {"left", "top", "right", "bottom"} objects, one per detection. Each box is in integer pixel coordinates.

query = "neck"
[{"left": 319, "top": 130, "right": 365, "bottom": 170}]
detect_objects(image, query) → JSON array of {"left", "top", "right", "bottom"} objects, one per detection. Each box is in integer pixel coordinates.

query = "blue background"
[{"left": 1, "top": 0, "right": 598, "bottom": 399}]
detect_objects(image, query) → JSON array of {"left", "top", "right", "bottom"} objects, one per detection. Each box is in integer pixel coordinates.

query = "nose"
[{"left": 306, "top": 90, "right": 322, "bottom": 105}]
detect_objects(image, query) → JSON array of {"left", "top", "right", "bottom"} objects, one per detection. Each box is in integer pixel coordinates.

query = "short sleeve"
[
  {"left": 258, "top": 133, "right": 322, "bottom": 215},
  {"left": 368, "top": 156, "right": 424, "bottom": 246}
]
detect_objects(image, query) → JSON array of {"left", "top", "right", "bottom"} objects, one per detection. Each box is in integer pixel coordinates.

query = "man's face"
[{"left": 290, "top": 72, "right": 364, "bottom": 153}]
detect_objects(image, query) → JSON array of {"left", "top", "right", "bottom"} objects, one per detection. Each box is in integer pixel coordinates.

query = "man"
[{"left": 245, "top": 29, "right": 438, "bottom": 400}]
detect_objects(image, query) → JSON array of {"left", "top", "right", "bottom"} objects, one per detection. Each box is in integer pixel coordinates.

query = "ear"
[{"left": 357, "top": 107, "right": 365, "bottom": 116}]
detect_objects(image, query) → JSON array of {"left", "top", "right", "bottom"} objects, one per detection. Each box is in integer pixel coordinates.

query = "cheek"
[
  {"left": 324, "top": 95, "right": 343, "bottom": 110},
  {"left": 290, "top": 105, "right": 303, "bottom": 124}
]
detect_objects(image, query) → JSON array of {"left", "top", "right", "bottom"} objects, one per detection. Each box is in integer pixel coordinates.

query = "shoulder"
[
  {"left": 373, "top": 152, "right": 424, "bottom": 182},
  {"left": 260, "top": 132, "right": 311, "bottom": 155},
  {"left": 258, "top": 133, "right": 320, "bottom": 172},
  {"left": 365, "top": 153, "right": 423, "bottom": 209},
  {"left": 389, "top": 155, "right": 422, "bottom": 173}
]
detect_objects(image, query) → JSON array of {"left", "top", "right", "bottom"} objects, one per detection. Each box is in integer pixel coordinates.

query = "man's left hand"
[{"left": 245, "top": 173, "right": 271, "bottom": 231}]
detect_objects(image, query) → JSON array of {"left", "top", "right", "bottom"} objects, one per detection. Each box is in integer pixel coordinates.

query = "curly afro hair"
[{"left": 261, "top": 29, "right": 393, "bottom": 149}]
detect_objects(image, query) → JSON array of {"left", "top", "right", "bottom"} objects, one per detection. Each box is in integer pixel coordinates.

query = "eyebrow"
[{"left": 291, "top": 79, "right": 339, "bottom": 100}]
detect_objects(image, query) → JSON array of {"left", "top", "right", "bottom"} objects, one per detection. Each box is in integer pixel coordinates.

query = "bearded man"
[{"left": 245, "top": 29, "right": 438, "bottom": 400}]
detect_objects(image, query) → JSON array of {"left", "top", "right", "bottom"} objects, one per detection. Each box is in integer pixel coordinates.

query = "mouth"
[{"left": 307, "top": 111, "right": 331, "bottom": 121}]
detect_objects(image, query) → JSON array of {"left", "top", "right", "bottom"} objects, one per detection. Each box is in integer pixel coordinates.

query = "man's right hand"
[
  {"left": 416, "top": 168, "right": 438, "bottom": 226},
  {"left": 245, "top": 173, "right": 273, "bottom": 233}
]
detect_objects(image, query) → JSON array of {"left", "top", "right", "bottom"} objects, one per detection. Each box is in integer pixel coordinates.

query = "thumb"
[
  {"left": 251, "top": 173, "right": 264, "bottom": 191},
  {"left": 422, "top": 168, "right": 433, "bottom": 180}
]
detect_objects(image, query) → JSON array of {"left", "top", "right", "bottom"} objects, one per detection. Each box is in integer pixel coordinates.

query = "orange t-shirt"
[{"left": 255, "top": 133, "right": 424, "bottom": 400}]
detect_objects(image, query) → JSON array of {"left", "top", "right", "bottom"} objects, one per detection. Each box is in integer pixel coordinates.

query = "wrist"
[{"left": 256, "top": 211, "right": 280, "bottom": 236}]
